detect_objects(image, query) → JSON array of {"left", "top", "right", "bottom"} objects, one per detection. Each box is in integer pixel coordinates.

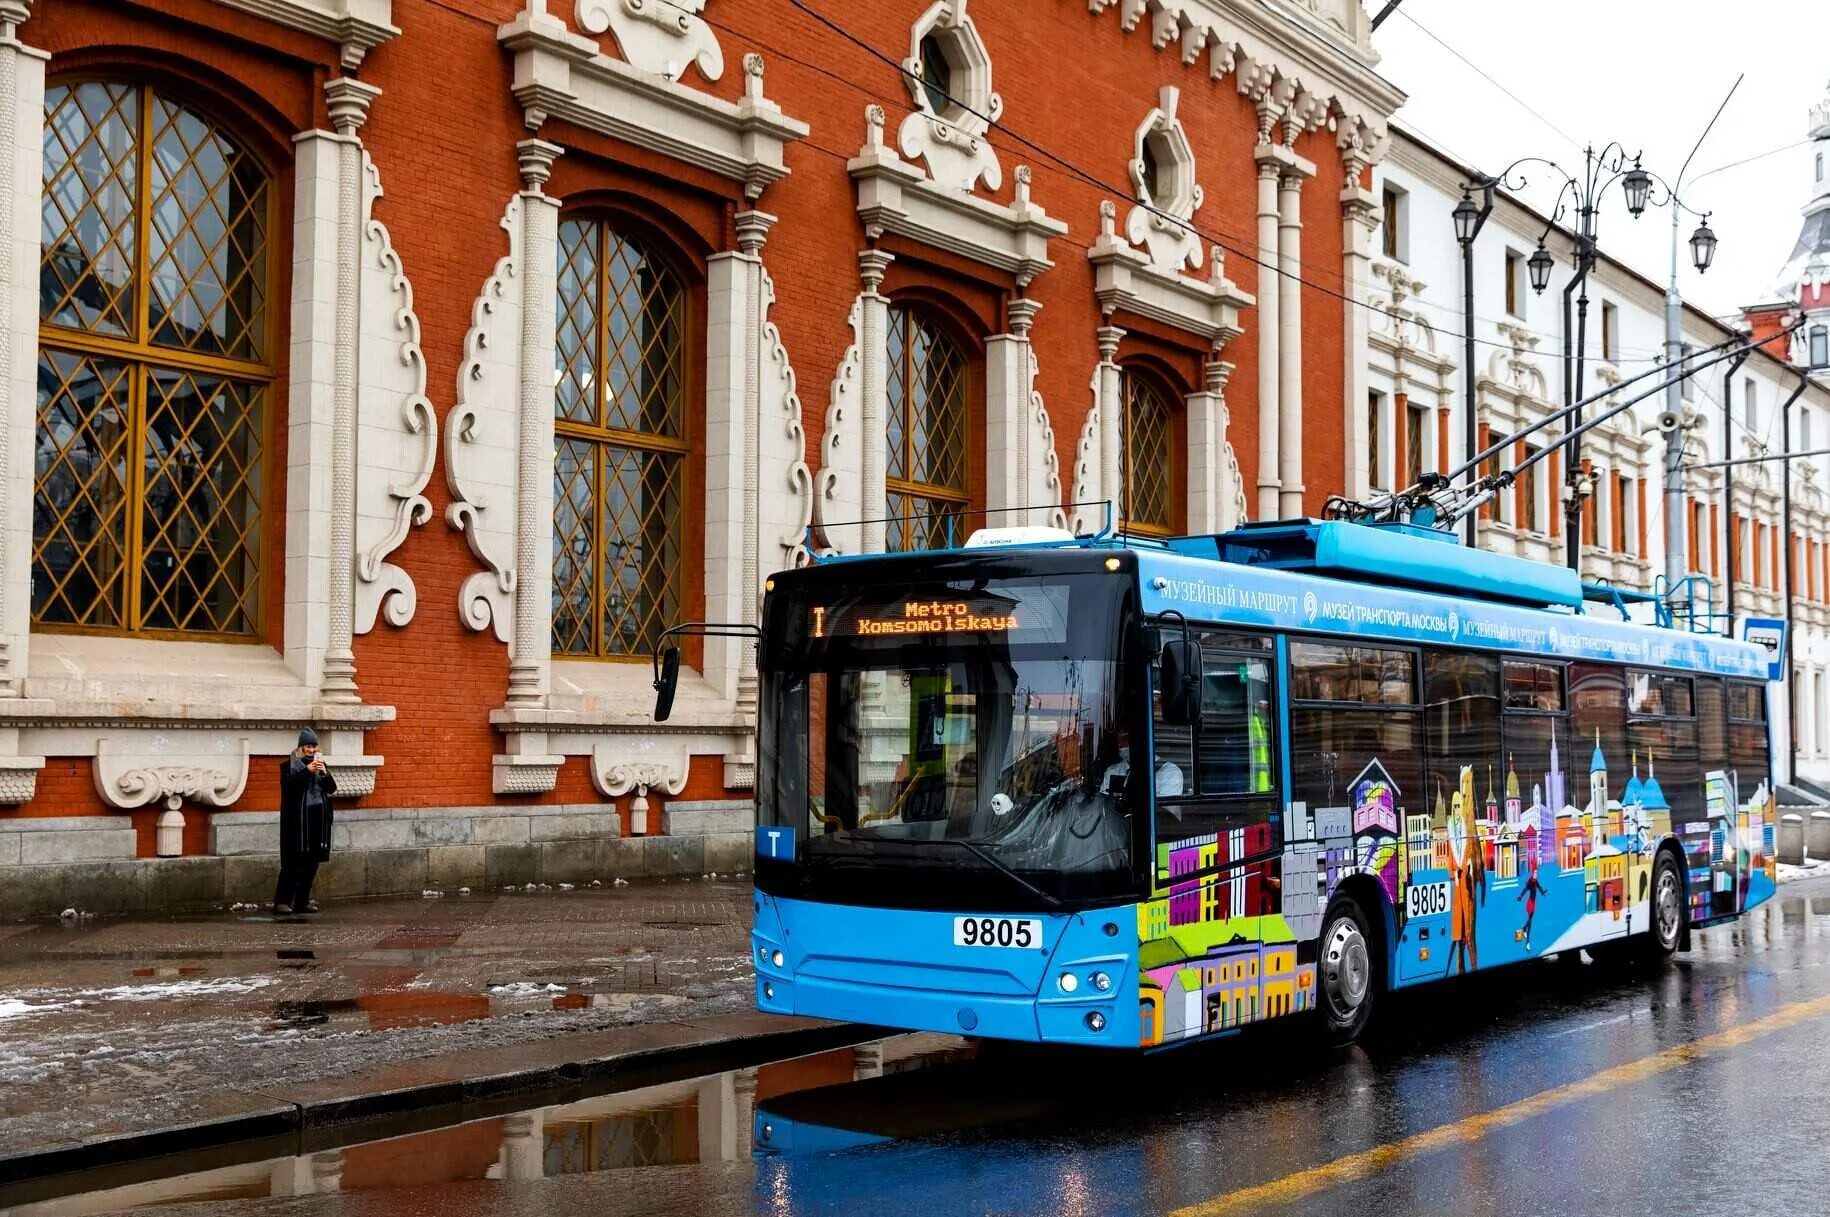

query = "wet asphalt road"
[{"left": 138, "top": 879, "right": 1830, "bottom": 1217}]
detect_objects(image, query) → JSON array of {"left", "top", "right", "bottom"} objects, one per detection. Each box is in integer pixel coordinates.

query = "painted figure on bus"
[
  {"left": 1446, "top": 765, "right": 1487, "bottom": 974},
  {"left": 1517, "top": 853, "right": 1548, "bottom": 948}
]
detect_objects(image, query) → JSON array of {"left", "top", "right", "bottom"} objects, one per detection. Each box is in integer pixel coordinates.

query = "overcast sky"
[{"left": 1371, "top": 0, "right": 1830, "bottom": 321}]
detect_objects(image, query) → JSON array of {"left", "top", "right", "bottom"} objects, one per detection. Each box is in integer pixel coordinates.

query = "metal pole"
[
  {"left": 1462, "top": 234, "right": 1479, "bottom": 547},
  {"left": 1785, "top": 393, "right": 1797, "bottom": 786},
  {"left": 1562, "top": 271, "right": 1581, "bottom": 568},
  {"left": 1568, "top": 241, "right": 1593, "bottom": 572},
  {"left": 1664, "top": 203, "right": 1688, "bottom": 598},
  {"left": 1724, "top": 367, "right": 1737, "bottom": 625}
]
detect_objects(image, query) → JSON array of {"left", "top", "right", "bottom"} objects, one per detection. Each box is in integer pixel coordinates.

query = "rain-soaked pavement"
[
  {"left": 13, "top": 877, "right": 1830, "bottom": 1217},
  {"left": 0, "top": 881, "right": 760, "bottom": 1164}
]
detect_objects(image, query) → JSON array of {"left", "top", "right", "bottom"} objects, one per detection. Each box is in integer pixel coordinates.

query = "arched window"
[
  {"left": 885, "top": 304, "right": 968, "bottom": 551},
  {"left": 34, "top": 80, "right": 275, "bottom": 636},
  {"left": 552, "top": 217, "right": 689, "bottom": 658},
  {"left": 1119, "top": 369, "right": 1176, "bottom": 536}
]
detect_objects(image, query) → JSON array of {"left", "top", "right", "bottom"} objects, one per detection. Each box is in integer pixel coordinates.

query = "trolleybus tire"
[
  {"left": 1319, "top": 894, "right": 1380, "bottom": 1044},
  {"left": 1634, "top": 849, "right": 1686, "bottom": 964}
]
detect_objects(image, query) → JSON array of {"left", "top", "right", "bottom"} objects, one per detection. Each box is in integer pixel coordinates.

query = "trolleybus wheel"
[
  {"left": 1635, "top": 850, "right": 1686, "bottom": 963},
  {"left": 1319, "top": 895, "right": 1379, "bottom": 1044}
]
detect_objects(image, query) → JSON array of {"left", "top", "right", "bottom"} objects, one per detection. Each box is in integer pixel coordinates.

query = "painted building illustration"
[{"left": 1139, "top": 702, "right": 1778, "bottom": 1047}]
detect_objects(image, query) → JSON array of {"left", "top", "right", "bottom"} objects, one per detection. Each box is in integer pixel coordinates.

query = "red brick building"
[{"left": 0, "top": 0, "right": 1400, "bottom": 912}]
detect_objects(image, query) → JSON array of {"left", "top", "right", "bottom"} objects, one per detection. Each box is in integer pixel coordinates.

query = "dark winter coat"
[{"left": 279, "top": 756, "right": 337, "bottom": 862}]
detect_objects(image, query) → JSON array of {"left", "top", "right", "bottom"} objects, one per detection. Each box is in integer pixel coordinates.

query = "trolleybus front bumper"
[{"left": 752, "top": 893, "right": 1140, "bottom": 1047}]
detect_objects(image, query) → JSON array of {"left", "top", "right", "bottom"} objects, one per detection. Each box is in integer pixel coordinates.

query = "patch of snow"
[
  {"left": 74, "top": 976, "right": 279, "bottom": 1003},
  {"left": 0, "top": 998, "right": 66, "bottom": 1021},
  {"left": 421, "top": 889, "right": 443, "bottom": 899},
  {"left": 558, "top": 883, "right": 574, "bottom": 891},
  {"left": 613, "top": 878, "right": 629, "bottom": 887},
  {"left": 488, "top": 982, "right": 566, "bottom": 997},
  {"left": 1779, "top": 860, "right": 1830, "bottom": 883},
  {"left": 458, "top": 887, "right": 472, "bottom": 895}
]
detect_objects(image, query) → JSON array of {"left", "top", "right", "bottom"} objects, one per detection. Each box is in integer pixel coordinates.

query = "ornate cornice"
[
  {"left": 209, "top": 0, "right": 399, "bottom": 69},
  {"left": 499, "top": 4, "right": 807, "bottom": 200}
]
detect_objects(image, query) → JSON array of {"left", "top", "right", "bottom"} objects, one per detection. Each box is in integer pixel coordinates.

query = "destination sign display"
[{"left": 812, "top": 599, "right": 1021, "bottom": 639}]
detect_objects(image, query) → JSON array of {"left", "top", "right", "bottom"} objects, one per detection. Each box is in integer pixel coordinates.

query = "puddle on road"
[{"left": 6, "top": 1034, "right": 973, "bottom": 1216}]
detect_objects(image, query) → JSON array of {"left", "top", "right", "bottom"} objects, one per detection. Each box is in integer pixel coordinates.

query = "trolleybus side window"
[
  {"left": 1696, "top": 677, "right": 1728, "bottom": 776},
  {"left": 1499, "top": 660, "right": 1570, "bottom": 874},
  {"left": 1625, "top": 669, "right": 1701, "bottom": 829},
  {"left": 1726, "top": 680, "right": 1770, "bottom": 788},
  {"left": 1422, "top": 650, "right": 1500, "bottom": 820},
  {"left": 1148, "top": 630, "right": 1280, "bottom": 844},
  {"left": 1287, "top": 642, "right": 1422, "bottom": 816}
]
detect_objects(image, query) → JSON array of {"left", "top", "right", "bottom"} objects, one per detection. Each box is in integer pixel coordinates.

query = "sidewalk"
[{"left": 0, "top": 880, "right": 857, "bottom": 1201}]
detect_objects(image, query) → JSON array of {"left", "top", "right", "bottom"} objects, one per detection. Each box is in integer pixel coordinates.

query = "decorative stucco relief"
[
  {"left": 577, "top": 0, "right": 723, "bottom": 82},
  {"left": 898, "top": 0, "right": 1003, "bottom": 192},
  {"left": 94, "top": 738, "right": 251, "bottom": 812},
  {"left": 1069, "top": 371, "right": 1105, "bottom": 534},
  {"left": 1025, "top": 346, "right": 1069, "bottom": 530},
  {"left": 353, "top": 152, "right": 437, "bottom": 634},
  {"left": 1126, "top": 85, "right": 1205, "bottom": 272},
  {"left": 759, "top": 267, "right": 817, "bottom": 569},
  {"left": 815, "top": 296, "right": 866, "bottom": 555},
  {"left": 445, "top": 195, "right": 523, "bottom": 644}
]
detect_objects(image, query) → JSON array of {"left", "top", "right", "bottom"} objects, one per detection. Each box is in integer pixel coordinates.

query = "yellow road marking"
[{"left": 1171, "top": 992, "right": 1830, "bottom": 1217}]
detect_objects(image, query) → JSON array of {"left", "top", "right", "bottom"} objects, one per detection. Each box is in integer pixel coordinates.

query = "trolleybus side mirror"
[
  {"left": 1159, "top": 639, "right": 1202, "bottom": 726},
  {"left": 653, "top": 645, "right": 681, "bottom": 722}
]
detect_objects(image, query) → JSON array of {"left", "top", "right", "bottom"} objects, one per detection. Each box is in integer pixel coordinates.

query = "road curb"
[{"left": 0, "top": 1015, "right": 882, "bottom": 1209}]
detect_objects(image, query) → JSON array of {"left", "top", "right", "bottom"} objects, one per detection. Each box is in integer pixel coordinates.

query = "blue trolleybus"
[{"left": 665, "top": 518, "right": 1776, "bottom": 1048}]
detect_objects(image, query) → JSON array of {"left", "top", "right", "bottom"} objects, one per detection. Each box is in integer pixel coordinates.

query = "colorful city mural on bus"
[{"left": 1137, "top": 736, "right": 1777, "bottom": 1046}]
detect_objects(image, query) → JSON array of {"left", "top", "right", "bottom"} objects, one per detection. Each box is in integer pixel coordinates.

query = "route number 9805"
[{"left": 952, "top": 916, "right": 1042, "bottom": 949}]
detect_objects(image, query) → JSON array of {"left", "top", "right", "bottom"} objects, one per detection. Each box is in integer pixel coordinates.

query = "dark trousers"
[
  {"left": 275, "top": 805, "right": 321, "bottom": 910},
  {"left": 274, "top": 855, "right": 320, "bottom": 911}
]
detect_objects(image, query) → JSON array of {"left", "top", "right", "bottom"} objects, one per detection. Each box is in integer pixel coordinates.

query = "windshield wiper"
[{"left": 936, "top": 838, "right": 1064, "bottom": 910}]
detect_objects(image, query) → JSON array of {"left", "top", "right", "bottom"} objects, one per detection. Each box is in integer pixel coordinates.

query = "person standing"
[{"left": 274, "top": 728, "right": 336, "bottom": 915}]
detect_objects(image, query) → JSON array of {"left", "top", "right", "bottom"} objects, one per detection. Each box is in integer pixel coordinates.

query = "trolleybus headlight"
[
  {"left": 764, "top": 982, "right": 775, "bottom": 1000},
  {"left": 1085, "top": 1011, "right": 1106, "bottom": 1032},
  {"left": 1090, "top": 971, "right": 1111, "bottom": 992},
  {"left": 1057, "top": 972, "right": 1079, "bottom": 994},
  {"left": 771, "top": 949, "right": 785, "bottom": 968}
]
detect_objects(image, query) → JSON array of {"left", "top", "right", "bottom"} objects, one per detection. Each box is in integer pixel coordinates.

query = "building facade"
[
  {"left": 0, "top": 0, "right": 1404, "bottom": 911},
  {"left": 1374, "top": 117, "right": 1830, "bottom": 793}
]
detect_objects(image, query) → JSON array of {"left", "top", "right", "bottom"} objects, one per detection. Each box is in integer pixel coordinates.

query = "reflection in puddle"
[{"left": 7, "top": 1034, "right": 968, "bottom": 1216}]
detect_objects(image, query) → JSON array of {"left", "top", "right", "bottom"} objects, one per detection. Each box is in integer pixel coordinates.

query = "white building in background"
[{"left": 1369, "top": 121, "right": 1830, "bottom": 788}]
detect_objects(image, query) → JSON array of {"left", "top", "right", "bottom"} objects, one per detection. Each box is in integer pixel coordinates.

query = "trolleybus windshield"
[{"left": 759, "top": 569, "right": 1142, "bottom": 910}]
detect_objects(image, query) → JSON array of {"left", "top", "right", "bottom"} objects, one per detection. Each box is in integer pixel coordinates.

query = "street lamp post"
[
  {"left": 1454, "top": 149, "right": 1715, "bottom": 571},
  {"left": 1452, "top": 187, "right": 1493, "bottom": 549}
]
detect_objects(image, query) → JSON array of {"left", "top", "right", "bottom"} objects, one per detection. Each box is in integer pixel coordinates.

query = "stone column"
[
  {"left": 733, "top": 1067, "right": 759, "bottom": 1149},
  {"left": 1253, "top": 151, "right": 1282, "bottom": 521},
  {"left": 853, "top": 1041, "right": 885, "bottom": 1079},
  {"left": 698, "top": 1072, "right": 739, "bottom": 1162},
  {"left": 505, "top": 140, "right": 563, "bottom": 707},
  {"left": 985, "top": 297, "right": 1043, "bottom": 526},
  {"left": 704, "top": 211, "right": 772, "bottom": 708},
  {"left": 499, "top": 1112, "right": 546, "bottom": 1181},
  {"left": 857, "top": 250, "right": 894, "bottom": 553},
  {"left": 318, "top": 78, "right": 379, "bottom": 703},
  {"left": 1097, "top": 324, "right": 1125, "bottom": 531},
  {"left": 1277, "top": 157, "right": 1315, "bottom": 520},
  {"left": 1186, "top": 358, "right": 1235, "bottom": 534},
  {"left": 0, "top": 3, "right": 43, "bottom": 702},
  {"left": 1339, "top": 130, "right": 1381, "bottom": 502}
]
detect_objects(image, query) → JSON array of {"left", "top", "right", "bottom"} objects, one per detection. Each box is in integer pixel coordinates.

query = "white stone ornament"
[
  {"left": 897, "top": 0, "right": 1003, "bottom": 193},
  {"left": 577, "top": 0, "right": 723, "bottom": 82},
  {"left": 758, "top": 267, "right": 817, "bottom": 569},
  {"left": 1125, "top": 86, "right": 1205, "bottom": 272},
  {"left": 353, "top": 151, "right": 437, "bottom": 634},
  {"left": 815, "top": 296, "right": 867, "bottom": 555},
  {"left": 93, "top": 738, "right": 251, "bottom": 812},
  {"left": 446, "top": 195, "right": 525, "bottom": 644}
]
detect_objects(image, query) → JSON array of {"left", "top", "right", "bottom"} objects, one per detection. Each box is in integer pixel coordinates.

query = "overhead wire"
[{"left": 666, "top": 0, "right": 1672, "bottom": 360}]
